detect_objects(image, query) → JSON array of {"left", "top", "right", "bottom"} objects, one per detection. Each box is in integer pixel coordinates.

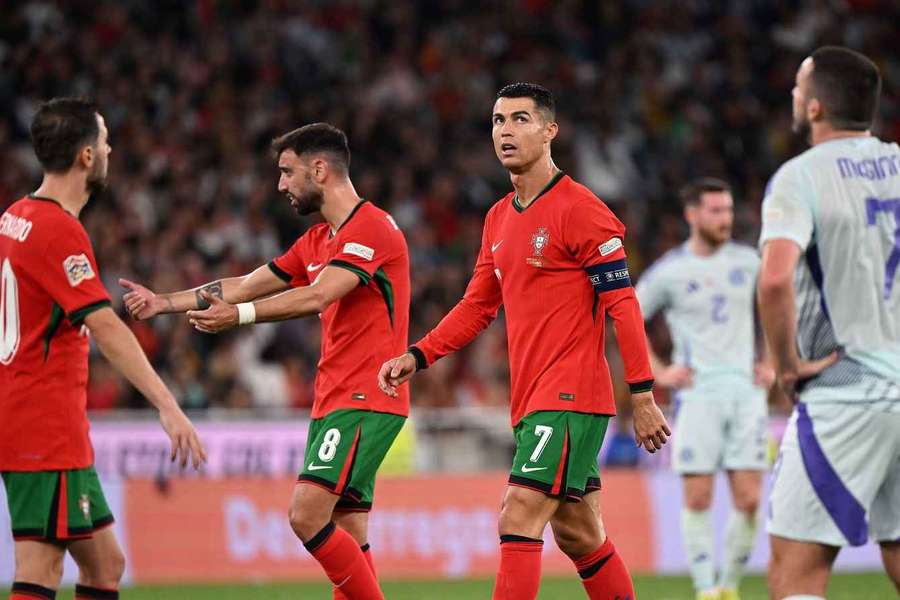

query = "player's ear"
[
  {"left": 545, "top": 120, "right": 559, "bottom": 143},
  {"left": 311, "top": 157, "right": 329, "bottom": 184},
  {"left": 78, "top": 144, "right": 94, "bottom": 170},
  {"left": 807, "top": 97, "right": 823, "bottom": 123}
]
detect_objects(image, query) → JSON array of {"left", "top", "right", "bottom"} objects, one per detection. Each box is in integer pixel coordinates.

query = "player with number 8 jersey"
[{"left": 121, "top": 123, "right": 408, "bottom": 600}]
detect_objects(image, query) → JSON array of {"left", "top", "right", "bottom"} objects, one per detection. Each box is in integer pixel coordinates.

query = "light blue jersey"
[
  {"left": 759, "top": 136, "right": 900, "bottom": 405},
  {"left": 636, "top": 242, "right": 760, "bottom": 379}
]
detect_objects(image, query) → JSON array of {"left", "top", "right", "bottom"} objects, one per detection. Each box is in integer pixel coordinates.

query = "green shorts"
[
  {"left": 2, "top": 466, "right": 114, "bottom": 542},
  {"left": 298, "top": 409, "right": 406, "bottom": 511},
  {"left": 508, "top": 411, "right": 610, "bottom": 502}
]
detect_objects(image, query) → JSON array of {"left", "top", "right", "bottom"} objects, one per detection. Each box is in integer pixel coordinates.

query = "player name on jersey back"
[{"left": 0, "top": 213, "right": 33, "bottom": 242}]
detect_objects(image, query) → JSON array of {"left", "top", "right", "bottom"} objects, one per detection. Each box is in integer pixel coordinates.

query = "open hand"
[
  {"left": 159, "top": 405, "right": 207, "bottom": 469},
  {"left": 121, "top": 278, "right": 169, "bottom": 320}
]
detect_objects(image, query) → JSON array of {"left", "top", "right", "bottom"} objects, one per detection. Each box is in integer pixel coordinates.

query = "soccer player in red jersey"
[
  {"left": 0, "top": 98, "right": 206, "bottom": 600},
  {"left": 122, "top": 123, "right": 409, "bottom": 600},
  {"left": 379, "top": 83, "right": 670, "bottom": 600}
]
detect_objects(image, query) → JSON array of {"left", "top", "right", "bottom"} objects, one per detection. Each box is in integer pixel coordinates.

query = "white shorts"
[
  {"left": 672, "top": 376, "right": 768, "bottom": 474},
  {"left": 767, "top": 401, "right": 900, "bottom": 546}
]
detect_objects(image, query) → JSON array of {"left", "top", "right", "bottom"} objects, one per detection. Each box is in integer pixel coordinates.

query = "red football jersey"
[
  {"left": 0, "top": 196, "right": 111, "bottom": 471},
  {"left": 414, "top": 173, "right": 653, "bottom": 425},
  {"left": 270, "top": 201, "right": 410, "bottom": 418}
]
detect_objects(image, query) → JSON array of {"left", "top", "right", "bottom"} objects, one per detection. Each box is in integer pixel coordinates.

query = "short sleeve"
[
  {"left": 329, "top": 213, "right": 396, "bottom": 285},
  {"left": 564, "top": 197, "right": 627, "bottom": 267},
  {"left": 31, "top": 221, "right": 110, "bottom": 325},
  {"left": 635, "top": 267, "right": 669, "bottom": 320},
  {"left": 270, "top": 236, "right": 311, "bottom": 288},
  {"left": 759, "top": 162, "right": 815, "bottom": 251}
]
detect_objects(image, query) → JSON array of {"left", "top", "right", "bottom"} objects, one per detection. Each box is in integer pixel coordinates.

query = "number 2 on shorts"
[
  {"left": 318, "top": 428, "right": 341, "bottom": 462},
  {"left": 530, "top": 425, "right": 553, "bottom": 462}
]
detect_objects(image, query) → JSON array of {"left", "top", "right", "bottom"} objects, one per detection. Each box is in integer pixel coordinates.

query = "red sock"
[
  {"left": 574, "top": 537, "right": 635, "bottom": 600},
  {"left": 305, "top": 523, "right": 383, "bottom": 600},
  {"left": 492, "top": 535, "right": 543, "bottom": 600},
  {"left": 333, "top": 543, "right": 378, "bottom": 600},
  {"left": 11, "top": 582, "right": 56, "bottom": 599}
]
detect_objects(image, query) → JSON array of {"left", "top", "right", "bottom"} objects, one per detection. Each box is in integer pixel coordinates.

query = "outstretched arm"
[
  {"left": 121, "top": 264, "right": 290, "bottom": 319},
  {"left": 186, "top": 265, "right": 359, "bottom": 333}
]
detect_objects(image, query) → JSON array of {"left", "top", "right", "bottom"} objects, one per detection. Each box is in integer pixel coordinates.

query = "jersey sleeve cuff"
[
  {"left": 267, "top": 260, "right": 293, "bottom": 283},
  {"left": 68, "top": 299, "right": 111, "bottom": 326},
  {"left": 328, "top": 259, "right": 371, "bottom": 286},
  {"left": 407, "top": 346, "right": 428, "bottom": 371},
  {"left": 628, "top": 379, "right": 654, "bottom": 394}
]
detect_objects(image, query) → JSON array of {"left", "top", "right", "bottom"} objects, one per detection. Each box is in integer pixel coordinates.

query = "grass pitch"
[{"left": 53, "top": 573, "right": 896, "bottom": 599}]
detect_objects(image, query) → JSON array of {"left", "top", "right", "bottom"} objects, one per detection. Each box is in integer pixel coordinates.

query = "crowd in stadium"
[{"left": 1, "top": 0, "right": 898, "bottom": 413}]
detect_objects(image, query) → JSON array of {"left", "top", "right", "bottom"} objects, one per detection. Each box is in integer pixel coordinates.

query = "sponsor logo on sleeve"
[
  {"left": 63, "top": 254, "right": 95, "bottom": 287},
  {"left": 343, "top": 242, "right": 375, "bottom": 261},
  {"left": 598, "top": 237, "right": 623, "bottom": 256}
]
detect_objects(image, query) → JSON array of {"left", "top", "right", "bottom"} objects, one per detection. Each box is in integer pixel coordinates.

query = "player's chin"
[{"left": 497, "top": 155, "right": 523, "bottom": 169}]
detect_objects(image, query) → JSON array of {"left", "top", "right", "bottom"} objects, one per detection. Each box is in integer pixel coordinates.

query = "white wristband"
[{"left": 236, "top": 302, "right": 256, "bottom": 325}]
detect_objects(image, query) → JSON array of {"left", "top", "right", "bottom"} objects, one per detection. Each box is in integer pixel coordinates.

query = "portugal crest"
[
  {"left": 531, "top": 227, "right": 550, "bottom": 256},
  {"left": 527, "top": 227, "right": 550, "bottom": 267}
]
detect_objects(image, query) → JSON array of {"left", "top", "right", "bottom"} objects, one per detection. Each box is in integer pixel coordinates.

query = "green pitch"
[{"left": 53, "top": 573, "right": 895, "bottom": 599}]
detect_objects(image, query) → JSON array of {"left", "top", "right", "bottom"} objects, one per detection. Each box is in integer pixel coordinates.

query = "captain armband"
[{"left": 585, "top": 259, "right": 632, "bottom": 293}]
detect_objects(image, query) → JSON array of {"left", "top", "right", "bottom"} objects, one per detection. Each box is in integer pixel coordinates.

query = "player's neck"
[
  {"left": 687, "top": 235, "right": 724, "bottom": 257},
  {"left": 509, "top": 157, "right": 560, "bottom": 208},
  {"left": 321, "top": 180, "right": 364, "bottom": 232},
  {"left": 810, "top": 123, "right": 870, "bottom": 146},
  {"left": 33, "top": 173, "right": 90, "bottom": 218}
]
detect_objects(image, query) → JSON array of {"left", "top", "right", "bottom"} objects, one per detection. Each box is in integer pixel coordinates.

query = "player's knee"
[
  {"left": 15, "top": 547, "right": 64, "bottom": 587},
  {"left": 552, "top": 526, "right": 599, "bottom": 560},
  {"left": 79, "top": 546, "right": 126, "bottom": 588},
  {"left": 288, "top": 502, "right": 328, "bottom": 541},
  {"left": 684, "top": 490, "right": 712, "bottom": 511},
  {"left": 733, "top": 491, "right": 759, "bottom": 514},
  {"left": 497, "top": 492, "right": 544, "bottom": 538}
]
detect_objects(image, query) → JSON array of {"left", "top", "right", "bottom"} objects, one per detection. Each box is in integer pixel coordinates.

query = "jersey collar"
[
  {"left": 329, "top": 199, "right": 368, "bottom": 238},
  {"left": 28, "top": 193, "right": 78, "bottom": 218},
  {"left": 512, "top": 170, "right": 565, "bottom": 213}
]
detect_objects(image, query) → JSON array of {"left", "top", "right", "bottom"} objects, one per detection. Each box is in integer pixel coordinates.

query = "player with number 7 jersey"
[{"left": 379, "top": 84, "right": 670, "bottom": 600}]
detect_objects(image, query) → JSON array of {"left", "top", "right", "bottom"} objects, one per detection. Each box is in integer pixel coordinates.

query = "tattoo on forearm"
[{"left": 195, "top": 281, "right": 224, "bottom": 309}]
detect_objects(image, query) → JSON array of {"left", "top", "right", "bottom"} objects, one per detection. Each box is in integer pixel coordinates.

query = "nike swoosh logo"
[
  {"left": 307, "top": 263, "right": 324, "bottom": 272},
  {"left": 306, "top": 463, "right": 332, "bottom": 471},
  {"left": 335, "top": 575, "right": 351, "bottom": 588},
  {"left": 520, "top": 465, "right": 547, "bottom": 473},
  {"left": 491, "top": 240, "right": 503, "bottom": 252}
]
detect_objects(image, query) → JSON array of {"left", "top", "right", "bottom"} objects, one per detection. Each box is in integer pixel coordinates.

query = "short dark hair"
[
  {"left": 810, "top": 46, "right": 881, "bottom": 131},
  {"left": 271, "top": 123, "right": 351, "bottom": 172},
  {"left": 497, "top": 83, "right": 556, "bottom": 121},
  {"left": 679, "top": 177, "right": 732, "bottom": 208},
  {"left": 30, "top": 98, "right": 100, "bottom": 173}
]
